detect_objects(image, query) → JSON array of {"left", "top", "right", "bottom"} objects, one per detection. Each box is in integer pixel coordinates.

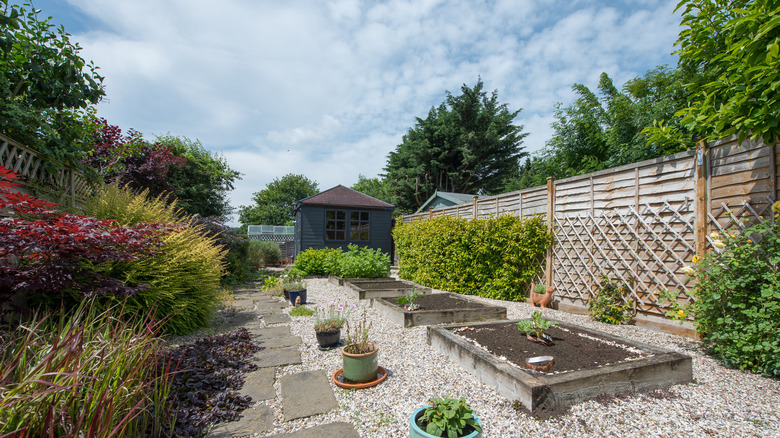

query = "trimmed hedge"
[
  {"left": 294, "top": 245, "right": 390, "bottom": 278},
  {"left": 393, "top": 215, "right": 553, "bottom": 301}
]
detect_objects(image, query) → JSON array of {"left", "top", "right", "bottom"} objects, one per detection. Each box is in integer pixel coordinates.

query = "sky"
[{"left": 33, "top": 0, "right": 682, "bottom": 225}]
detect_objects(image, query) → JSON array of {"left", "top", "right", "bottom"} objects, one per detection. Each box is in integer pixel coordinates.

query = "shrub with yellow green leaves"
[
  {"left": 81, "top": 184, "right": 226, "bottom": 334},
  {"left": 393, "top": 215, "right": 553, "bottom": 301}
]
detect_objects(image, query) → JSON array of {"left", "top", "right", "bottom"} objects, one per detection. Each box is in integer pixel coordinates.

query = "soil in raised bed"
[
  {"left": 454, "top": 321, "right": 648, "bottom": 374},
  {"left": 386, "top": 293, "right": 486, "bottom": 311}
]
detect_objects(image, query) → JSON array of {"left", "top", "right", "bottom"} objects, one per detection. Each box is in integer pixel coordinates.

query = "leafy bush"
[
  {"left": 188, "top": 216, "right": 257, "bottom": 286},
  {"left": 247, "top": 240, "right": 282, "bottom": 267},
  {"left": 81, "top": 184, "right": 226, "bottom": 335},
  {"left": 0, "top": 303, "right": 174, "bottom": 437},
  {"left": 0, "top": 173, "right": 169, "bottom": 318},
  {"left": 669, "top": 208, "right": 780, "bottom": 377},
  {"left": 588, "top": 276, "right": 635, "bottom": 325},
  {"left": 163, "top": 328, "right": 261, "bottom": 437},
  {"left": 393, "top": 215, "right": 553, "bottom": 300},
  {"left": 417, "top": 396, "right": 481, "bottom": 438},
  {"left": 293, "top": 247, "right": 342, "bottom": 275},
  {"left": 326, "top": 244, "right": 390, "bottom": 278}
]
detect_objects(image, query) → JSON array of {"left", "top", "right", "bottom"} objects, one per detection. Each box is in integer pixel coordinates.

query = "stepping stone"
[
  {"left": 264, "top": 313, "right": 292, "bottom": 324},
  {"left": 249, "top": 326, "right": 292, "bottom": 340},
  {"left": 280, "top": 370, "right": 337, "bottom": 421},
  {"left": 252, "top": 346, "right": 301, "bottom": 368},
  {"left": 266, "top": 422, "right": 360, "bottom": 438},
  {"left": 207, "top": 404, "right": 273, "bottom": 437},
  {"left": 240, "top": 367, "right": 276, "bottom": 401},
  {"left": 257, "top": 335, "right": 301, "bottom": 349}
]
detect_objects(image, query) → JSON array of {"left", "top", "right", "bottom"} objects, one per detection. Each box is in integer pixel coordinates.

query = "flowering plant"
[{"left": 314, "top": 300, "right": 353, "bottom": 332}]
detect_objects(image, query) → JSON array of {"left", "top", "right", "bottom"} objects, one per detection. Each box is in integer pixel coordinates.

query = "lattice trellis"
[{"left": 552, "top": 200, "right": 697, "bottom": 317}]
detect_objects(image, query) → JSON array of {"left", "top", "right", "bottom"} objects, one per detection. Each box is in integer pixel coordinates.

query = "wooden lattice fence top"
[{"left": 401, "top": 135, "right": 779, "bottom": 322}]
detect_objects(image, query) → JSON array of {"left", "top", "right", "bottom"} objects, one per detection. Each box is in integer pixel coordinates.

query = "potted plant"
[
  {"left": 516, "top": 311, "right": 558, "bottom": 346},
  {"left": 529, "top": 282, "right": 555, "bottom": 308},
  {"left": 341, "top": 309, "right": 378, "bottom": 383},
  {"left": 314, "top": 300, "right": 352, "bottom": 348},
  {"left": 397, "top": 288, "right": 422, "bottom": 311},
  {"left": 410, "top": 396, "right": 482, "bottom": 438}
]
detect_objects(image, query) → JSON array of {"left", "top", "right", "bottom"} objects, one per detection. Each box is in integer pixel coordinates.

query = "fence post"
[
  {"left": 545, "top": 177, "right": 556, "bottom": 286},
  {"left": 472, "top": 195, "right": 478, "bottom": 219},
  {"left": 695, "top": 140, "right": 709, "bottom": 256}
]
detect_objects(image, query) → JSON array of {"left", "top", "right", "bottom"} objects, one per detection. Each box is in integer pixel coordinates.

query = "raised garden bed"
[
  {"left": 428, "top": 319, "right": 692, "bottom": 416},
  {"left": 372, "top": 292, "right": 507, "bottom": 327},
  {"left": 343, "top": 278, "right": 431, "bottom": 300}
]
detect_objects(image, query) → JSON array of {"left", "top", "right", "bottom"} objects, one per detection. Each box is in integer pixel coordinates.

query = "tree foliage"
[
  {"left": 238, "top": 174, "right": 319, "bottom": 228},
  {"left": 669, "top": 0, "right": 780, "bottom": 144},
  {"left": 350, "top": 174, "right": 393, "bottom": 205},
  {"left": 384, "top": 80, "right": 528, "bottom": 213},
  {"left": 0, "top": 0, "right": 104, "bottom": 167},
  {"left": 512, "top": 68, "right": 695, "bottom": 190},
  {"left": 158, "top": 134, "right": 241, "bottom": 218}
]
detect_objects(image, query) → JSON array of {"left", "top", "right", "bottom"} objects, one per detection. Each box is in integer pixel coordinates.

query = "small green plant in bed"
[
  {"left": 397, "top": 288, "right": 422, "bottom": 310},
  {"left": 418, "top": 396, "right": 482, "bottom": 437},
  {"left": 289, "top": 306, "right": 315, "bottom": 316},
  {"left": 516, "top": 311, "right": 558, "bottom": 339}
]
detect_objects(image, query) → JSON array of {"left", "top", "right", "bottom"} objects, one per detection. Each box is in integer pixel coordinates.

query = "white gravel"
[{"left": 249, "top": 279, "right": 780, "bottom": 438}]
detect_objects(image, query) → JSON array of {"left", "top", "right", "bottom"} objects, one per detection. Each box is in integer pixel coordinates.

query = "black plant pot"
[{"left": 315, "top": 329, "right": 341, "bottom": 348}]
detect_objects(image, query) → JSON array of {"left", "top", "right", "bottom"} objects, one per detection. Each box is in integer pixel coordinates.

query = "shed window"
[
  {"left": 325, "top": 210, "right": 346, "bottom": 240},
  {"left": 350, "top": 211, "right": 370, "bottom": 241}
]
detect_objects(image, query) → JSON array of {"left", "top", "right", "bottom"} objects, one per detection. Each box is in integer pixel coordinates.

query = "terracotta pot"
[{"left": 530, "top": 283, "right": 555, "bottom": 308}]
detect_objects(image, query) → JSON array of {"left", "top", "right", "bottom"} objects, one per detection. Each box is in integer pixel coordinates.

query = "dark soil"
[
  {"left": 455, "top": 321, "right": 645, "bottom": 373},
  {"left": 386, "top": 293, "right": 486, "bottom": 311}
]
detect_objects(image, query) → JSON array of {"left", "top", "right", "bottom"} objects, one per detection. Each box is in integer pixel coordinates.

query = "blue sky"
[{"left": 33, "top": 0, "right": 681, "bottom": 224}]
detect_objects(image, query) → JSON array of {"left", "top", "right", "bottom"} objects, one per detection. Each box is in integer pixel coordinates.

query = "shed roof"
[
  {"left": 296, "top": 185, "right": 394, "bottom": 210},
  {"left": 415, "top": 190, "right": 477, "bottom": 213}
]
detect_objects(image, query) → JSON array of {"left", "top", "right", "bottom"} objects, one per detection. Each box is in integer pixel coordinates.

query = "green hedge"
[
  {"left": 393, "top": 215, "right": 553, "bottom": 301},
  {"left": 294, "top": 245, "right": 390, "bottom": 278}
]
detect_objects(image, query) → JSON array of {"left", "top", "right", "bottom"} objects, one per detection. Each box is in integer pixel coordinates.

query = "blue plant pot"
[
  {"left": 288, "top": 289, "right": 307, "bottom": 305},
  {"left": 409, "top": 406, "right": 482, "bottom": 438}
]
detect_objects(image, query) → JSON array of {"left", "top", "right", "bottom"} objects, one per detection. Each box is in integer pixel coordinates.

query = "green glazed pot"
[
  {"left": 341, "top": 343, "right": 379, "bottom": 383},
  {"left": 409, "top": 406, "right": 482, "bottom": 438}
]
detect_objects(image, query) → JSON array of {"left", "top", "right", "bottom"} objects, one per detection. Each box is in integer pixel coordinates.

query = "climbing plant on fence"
[{"left": 393, "top": 215, "right": 553, "bottom": 301}]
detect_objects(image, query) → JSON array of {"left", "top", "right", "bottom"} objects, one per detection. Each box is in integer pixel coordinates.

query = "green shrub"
[
  {"left": 247, "top": 240, "right": 282, "bottom": 267},
  {"left": 0, "top": 303, "right": 174, "bottom": 437},
  {"left": 668, "top": 205, "right": 780, "bottom": 377},
  {"left": 293, "top": 247, "right": 342, "bottom": 275},
  {"left": 393, "top": 215, "right": 553, "bottom": 301},
  {"left": 588, "top": 276, "right": 635, "bottom": 325},
  {"left": 326, "top": 244, "right": 390, "bottom": 278},
  {"left": 81, "top": 184, "right": 226, "bottom": 335}
]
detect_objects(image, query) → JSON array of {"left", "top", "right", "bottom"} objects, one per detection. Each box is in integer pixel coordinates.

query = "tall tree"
[
  {"left": 350, "top": 174, "right": 393, "bottom": 205},
  {"left": 384, "top": 79, "right": 527, "bottom": 213},
  {"left": 669, "top": 0, "right": 780, "bottom": 144},
  {"left": 158, "top": 134, "right": 241, "bottom": 219},
  {"left": 513, "top": 67, "right": 695, "bottom": 190},
  {"left": 238, "top": 174, "right": 318, "bottom": 228},
  {"left": 0, "top": 1, "right": 104, "bottom": 167}
]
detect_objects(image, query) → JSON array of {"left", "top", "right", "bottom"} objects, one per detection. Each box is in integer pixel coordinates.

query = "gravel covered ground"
[{"left": 251, "top": 279, "right": 780, "bottom": 438}]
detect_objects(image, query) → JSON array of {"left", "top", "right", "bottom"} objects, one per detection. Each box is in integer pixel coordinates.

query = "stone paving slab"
[
  {"left": 280, "top": 370, "right": 337, "bottom": 421},
  {"left": 257, "top": 335, "right": 301, "bottom": 349},
  {"left": 240, "top": 367, "right": 276, "bottom": 401},
  {"left": 207, "top": 404, "right": 273, "bottom": 437},
  {"left": 252, "top": 346, "right": 301, "bottom": 368},
  {"left": 264, "top": 313, "right": 292, "bottom": 324},
  {"left": 248, "top": 326, "right": 292, "bottom": 340},
  {"left": 267, "top": 422, "right": 360, "bottom": 438}
]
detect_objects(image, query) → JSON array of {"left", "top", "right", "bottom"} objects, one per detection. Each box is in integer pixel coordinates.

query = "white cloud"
[{"left": 47, "top": 0, "right": 681, "bottom": 224}]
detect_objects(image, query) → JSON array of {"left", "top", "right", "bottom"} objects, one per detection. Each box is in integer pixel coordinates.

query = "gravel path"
[{"left": 251, "top": 279, "right": 780, "bottom": 438}]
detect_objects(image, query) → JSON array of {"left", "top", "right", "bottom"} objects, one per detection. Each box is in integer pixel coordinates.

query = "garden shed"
[
  {"left": 293, "top": 185, "right": 395, "bottom": 258},
  {"left": 414, "top": 190, "right": 477, "bottom": 213}
]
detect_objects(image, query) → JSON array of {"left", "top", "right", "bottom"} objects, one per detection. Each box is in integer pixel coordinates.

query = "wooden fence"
[
  {"left": 402, "top": 135, "right": 778, "bottom": 334},
  {"left": 0, "top": 133, "right": 93, "bottom": 207}
]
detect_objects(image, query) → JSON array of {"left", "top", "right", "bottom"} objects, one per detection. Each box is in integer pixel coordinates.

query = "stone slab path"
[{"left": 207, "top": 288, "right": 359, "bottom": 438}]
